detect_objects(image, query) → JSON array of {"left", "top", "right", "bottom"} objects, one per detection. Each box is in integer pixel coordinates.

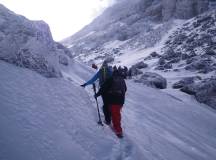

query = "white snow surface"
[{"left": 1, "top": 60, "right": 216, "bottom": 160}]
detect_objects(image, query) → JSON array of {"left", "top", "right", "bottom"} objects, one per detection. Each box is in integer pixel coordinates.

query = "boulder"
[
  {"left": 128, "top": 61, "right": 148, "bottom": 77},
  {"left": 172, "top": 34, "right": 187, "bottom": 45},
  {"left": 185, "top": 58, "right": 213, "bottom": 73},
  {"left": 144, "top": 52, "right": 160, "bottom": 60},
  {"left": 128, "top": 67, "right": 143, "bottom": 77},
  {"left": 156, "top": 58, "right": 173, "bottom": 70},
  {"left": 206, "top": 49, "right": 216, "bottom": 56},
  {"left": 168, "top": 58, "right": 181, "bottom": 64},
  {"left": 104, "top": 56, "right": 114, "bottom": 64},
  {"left": 135, "top": 72, "right": 167, "bottom": 89},
  {"left": 132, "top": 61, "right": 148, "bottom": 69},
  {"left": 155, "top": 65, "right": 165, "bottom": 70},
  {"left": 181, "top": 76, "right": 216, "bottom": 109},
  {"left": 163, "top": 48, "right": 180, "bottom": 60},
  {"left": 180, "top": 85, "right": 197, "bottom": 95},
  {"left": 158, "top": 57, "right": 166, "bottom": 65},
  {"left": 185, "top": 56, "right": 199, "bottom": 64},
  {"left": 59, "top": 55, "right": 69, "bottom": 66},
  {"left": 173, "top": 76, "right": 201, "bottom": 89},
  {"left": 164, "top": 63, "right": 172, "bottom": 69},
  {"left": 150, "top": 52, "right": 160, "bottom": 58}
]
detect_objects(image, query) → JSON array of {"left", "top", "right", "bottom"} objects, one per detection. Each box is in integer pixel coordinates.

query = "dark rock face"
[
  {"left": 181, "top": 76, "right": 216, "bottom": 109},
  {"left": 161, "top": 10, "right": 216, "bottom": 74},
  {"left": 128, "top": 61, "right": 148, "bottom": 77},
  {"left": 132, "top": 61, "right": 148, "bottom": 69},
  {"left": 150, "top": 52, "right": 160, "bottom": 57},
  {"left": 185, "top": 58, "right": 215, "bottom": 73},
  {"left": 206, "top": 49, "right": 216, "bottom": 56},
  {"left": 56, "top": 42, "right": 73, "bottom": 58},
  {"left": 180, "top": 85, "right": 197, "bottom": 95},
  {"left": 182, "top": 52, "right": 196, "bottom": 60},
  {"left": 162, "top": 0, "right": 209, "bottom": 21},
  {"left": 163, "top": 48, "right": 180, "bottom": 60},
  {"left": 135, "top": 72, "right": 167, "bottom": 89},
  {"left": 155, "top": 55, "right": 176, "bottom": 70},
  {"left": 173, "top": 76, "right": 201, "bottom": 89},
  {"left": 59, "top": 55, "right": 69, "bottom": 66},
  {"left": 13, "top": 48, "right": 58, "bottom": 78},
  {"left": 128, "top": 67, "right": 143, "bottom": 77},
  {"left": 158, "top": 57, "right": 166, "bottom": 65},
  {"left": 144, "top": 52, "right": 160, "bottom": 60}
]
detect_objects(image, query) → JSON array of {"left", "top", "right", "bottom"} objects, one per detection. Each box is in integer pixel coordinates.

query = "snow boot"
[
  {"left": 104, "top": 120, "right": 111, "bottom": 125},
  {"left": 116, "top": 133, "right": 123, "bottom": 139}
]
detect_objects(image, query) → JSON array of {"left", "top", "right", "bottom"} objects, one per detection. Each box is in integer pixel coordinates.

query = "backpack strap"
[{"left": 102, "top": 67, "right": 106, "bottom": 81}]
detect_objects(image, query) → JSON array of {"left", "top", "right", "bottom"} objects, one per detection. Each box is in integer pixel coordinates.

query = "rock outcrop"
[
  {"left": 135, "top": 72, "right": 167, "bottom": 89},
  {"left": 159, "top": 10, "right": 216, "bottom": 73},
  {"left": 0, "top": 4, "right": 72, "bottom": 77},
  {"left": 181, "top": 76, "right": 216, "bottom": 109}
]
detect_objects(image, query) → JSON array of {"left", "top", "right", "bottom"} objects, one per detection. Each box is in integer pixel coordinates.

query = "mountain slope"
[
  {"left": 61, "top": 2, "right": 216, "bottom": 108},
  {"left": 62, "top": 0, "right": 215, "bottom": 64},
  {"left": 1, "top": 60, "right": 216, "bottom": 160}
]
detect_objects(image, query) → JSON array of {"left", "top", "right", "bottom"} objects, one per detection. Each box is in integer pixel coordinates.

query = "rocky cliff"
[{"left": 0, "top": 4, "right": 72, "bottom": 77}]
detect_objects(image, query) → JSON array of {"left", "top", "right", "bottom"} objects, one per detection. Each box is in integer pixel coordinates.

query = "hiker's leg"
[
  {"left": 111, "top": 105, "right": 122, "bottom": 134},
  {"left": 101, "top": 94, "right": 111, "bottom": 124}
]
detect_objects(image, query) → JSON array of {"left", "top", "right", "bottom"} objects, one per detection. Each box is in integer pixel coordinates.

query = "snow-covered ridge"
[{"left": 0, "top": 4, "right": 72, "bottom": 77}]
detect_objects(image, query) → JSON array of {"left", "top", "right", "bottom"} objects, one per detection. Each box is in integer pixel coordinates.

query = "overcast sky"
[{"left": 0, "top": 0, "right": 115, "bottom": 41}]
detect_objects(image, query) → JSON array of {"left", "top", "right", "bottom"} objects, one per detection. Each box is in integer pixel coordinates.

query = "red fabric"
[{"left": 110, "top": 105, "right": 122, "bottom": 134}]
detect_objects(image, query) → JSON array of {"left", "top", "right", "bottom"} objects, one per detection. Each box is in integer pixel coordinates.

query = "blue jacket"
[{"left": 85, "top": 66, "right": 112, "bottom": 87}]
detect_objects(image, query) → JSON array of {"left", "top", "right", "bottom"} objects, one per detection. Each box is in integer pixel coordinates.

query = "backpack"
[
  {"left": 109, "top": 76, "right": 126, "bottom": 96},
  {"left": 99, "top": 66, "right": 112, "bottom": 86}
]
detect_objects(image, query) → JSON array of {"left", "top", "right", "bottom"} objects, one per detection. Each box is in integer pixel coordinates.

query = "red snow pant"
[{"left": 110, "top": 105, "right": 122, "bottom": 135}]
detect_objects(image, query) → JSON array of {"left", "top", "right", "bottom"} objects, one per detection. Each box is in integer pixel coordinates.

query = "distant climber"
[
  {"left": 81, "top": 59, "right": 113, "bottom": 125},
  {"left": 122, "top": 66, "right": 128, "bottom": 79},
  {"left": 91, "top": 63, "right": 98, "bottom": 70}
]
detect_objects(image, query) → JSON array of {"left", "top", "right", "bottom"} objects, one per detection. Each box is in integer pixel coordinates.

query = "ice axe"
[{"left": 93, "top": 83, "right": 103, "bottom": 126}]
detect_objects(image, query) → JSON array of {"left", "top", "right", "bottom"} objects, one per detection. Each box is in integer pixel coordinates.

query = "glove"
[
  {"left": 94, "top": 93, "right": 100, "bottom": 99},
  {"left": 80, "top": 83, "right": 86, "bottom": 88},
  {"left": 94, "top": 94, "right": 97, "bottom": 99}
]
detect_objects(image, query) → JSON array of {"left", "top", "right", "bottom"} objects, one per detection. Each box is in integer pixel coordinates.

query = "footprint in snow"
[{"left": 109, "top": 135, "right": 134, "bottom": 160}]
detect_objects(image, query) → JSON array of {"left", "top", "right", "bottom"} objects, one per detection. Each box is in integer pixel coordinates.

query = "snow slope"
[
  {"left": 0, "top": 61, "right": 143, "bottom": 160},
  {"left": 1, "top": 60, "right": 216, "bottom": 160}
]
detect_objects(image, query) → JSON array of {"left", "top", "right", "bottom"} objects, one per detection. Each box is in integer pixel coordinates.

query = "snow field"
[{"left": 1, "top": 60, "right": 216, "bottom": 160}]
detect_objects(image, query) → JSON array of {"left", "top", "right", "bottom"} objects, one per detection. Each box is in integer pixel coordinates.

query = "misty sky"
[{"left": 0, "top": 0, "right": 115, "bottom": 41}]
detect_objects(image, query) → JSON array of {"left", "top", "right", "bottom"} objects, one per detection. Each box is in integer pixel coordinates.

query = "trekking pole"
[{"left": 93, "top": 83, "right": 103, "bottom": 126}]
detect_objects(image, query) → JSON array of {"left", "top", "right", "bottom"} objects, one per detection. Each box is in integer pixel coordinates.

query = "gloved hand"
[
  {"left": 80, "top": 83, "right": 86, "bottom": 88},
  {"left": 94, "top": 93, "right": 100, "bottom": 99}
]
